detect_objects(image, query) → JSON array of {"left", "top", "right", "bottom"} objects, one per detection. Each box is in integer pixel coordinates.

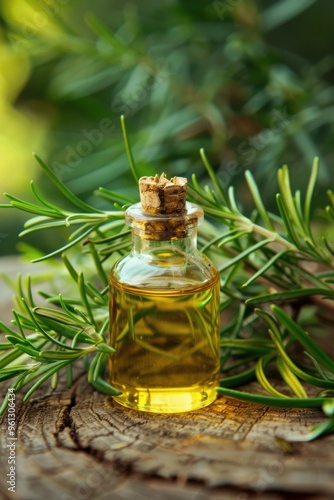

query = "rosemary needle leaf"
[
  {"left": 276, "top": 357, "right": 308, "bottom": 398},
  {"left": 220, "top": 338, "right": 274, "bottom": 353},
  {"left": 0, "top": 321, "right": 23, "bottom": 337},
  {"left": 278, "top": 165, "right": 305, "bottom": 236},
  {"left": 323, "top": 399, "right": 334, "bottom": 417},
  {"left": 256, "top": 354, "right": 290, "bottom": 398},
  {"left": 78, "top": 273, "right": 97, "bottom": 327},
  {"left": 4, "top": 194, "right": 64, "bottom": 218},
  {"left": 90, "top": 376, "right": 122, "bottom": 396},
  {"left": 0, "top": 347, "right": 28, "bottom": 370},
  {"left": 257, "top": 309, "right": 334, "bottom": 389},
  {"left": 304, "top": 352, "right": 332, "bottom": 381},
  {"left": 88, "top": 241, "right": 108, "bottom": 287},
  {"left": 95, "top": 343, "right": 115, "bottom": 354},
  {"left": 96, "top": 187, "right": 136, "bottom": 205},
  {"left": 302, "top": 417, "right": 334, "bottom": 441},
  {"left": 0, "top": 366, "right": 31, "bottom": 382},
  {"left": 22, "top": 361, "right": 71, "bottom": 402},
  {"left": 33, "top": 153, "right": 104, "bottom": 214},
  {"left": 216, "top": 387, "right": 329, "bottom": 408},
  {"left": 39, "top": 349, "right": 83, "bottom": 361},
  {"left": 304, "top": 157, "right": 319, "bottom": 229},
  {"left": 0, "top": 342, "right": 15, "bottom": 351},
  {"left": 120, "top": 115, "right": 139, "bottom": 183},
  {"left": 245, "top": 169, "right": 275, "bottom": 231},
  {"left": 200, "top": 148, "right": 229, "bottom": 206},
  {"left": 323, "top": 237, "right": 334, "bottom": 256},
  {"left": 272, "top": 305, "right": 334, "bottom": 374},
  {"left": 219, "top": 366, "right": 256, "bottom": 388},
  {"left": 30, "top": 180, "right": 67, "bottom": 213},
  {"left": 31, "top": 227, "right": 95, "bottom": 263},
  {"left": 51, "top": 371, "right": 59, "bottom": 390},
  {"left": 267, "top": 327, "right": 334, "bottom": 389},
  {"left": 218, "top": 238, "right": 272, "bottom": 272},
  {"left": 5, "top": 336, "right": 40, "bottom": 358},
  {"left": 246, "top": 287, "right": 334, "bottom": 305},
  {"left": 241, "top": 249, "right": 290, "bottom": 288}
]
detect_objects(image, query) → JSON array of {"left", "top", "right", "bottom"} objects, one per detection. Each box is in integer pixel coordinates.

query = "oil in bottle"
[{"left": 109, "top": 174, "right": 221, "bottom": 413}]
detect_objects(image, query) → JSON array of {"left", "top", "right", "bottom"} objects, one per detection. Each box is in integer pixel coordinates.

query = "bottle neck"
[
  {"left": 125, "top": 201, "right": 203, "bottom": 244},
  {"left": 132, "top": 225, "right": 198, "bottom": 255}
]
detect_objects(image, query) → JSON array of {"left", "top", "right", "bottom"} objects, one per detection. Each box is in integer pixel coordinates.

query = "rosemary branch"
[{"left": 0, "top": 117, "right": 333, "bottom": 440}]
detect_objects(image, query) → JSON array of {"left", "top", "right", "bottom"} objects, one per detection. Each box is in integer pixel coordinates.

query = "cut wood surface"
[{"left": 1, "top": 257, "right": 334, "bottom": 500}]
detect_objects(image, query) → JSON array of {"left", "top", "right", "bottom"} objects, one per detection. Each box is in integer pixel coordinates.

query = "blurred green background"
[{"left": 1, "top": 0, "right": 334, "bottom": 255}]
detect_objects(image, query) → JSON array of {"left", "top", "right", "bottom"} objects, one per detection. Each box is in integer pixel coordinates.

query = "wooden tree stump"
[{"left": 1, "top": 258, "right": 334, "bottom": 499}]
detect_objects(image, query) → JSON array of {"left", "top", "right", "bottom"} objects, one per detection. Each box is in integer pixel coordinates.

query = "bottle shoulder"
[{"left": 110, "top": 248, "right": 218, "bottom": 290}]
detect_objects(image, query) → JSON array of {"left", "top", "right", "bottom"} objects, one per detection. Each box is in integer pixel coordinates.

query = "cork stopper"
[
  {"left": 125, "top": 173, "right": 203, "bottom": 240},
  {"left": 139, "top": 173, "right": 187, "bottom": 215}
]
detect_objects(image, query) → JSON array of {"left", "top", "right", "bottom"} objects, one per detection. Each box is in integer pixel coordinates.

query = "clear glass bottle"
[{"left": 109, "top": 175, "right": 220, "bottom": 413}]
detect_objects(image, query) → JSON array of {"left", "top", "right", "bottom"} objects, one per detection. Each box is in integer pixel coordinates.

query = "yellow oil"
[{"left": 109, "top": 274, "right": 221, "bottom": 413}]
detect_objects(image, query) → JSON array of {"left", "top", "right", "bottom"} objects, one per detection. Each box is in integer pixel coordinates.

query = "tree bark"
[{"left": 1, "top": 371, "right": 334, "bottom": 500}]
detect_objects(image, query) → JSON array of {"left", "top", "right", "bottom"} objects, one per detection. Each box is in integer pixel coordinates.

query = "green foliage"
[
  {"left": 1, "top": 117, "right": 334, "bottom": 441},
  {"left": 1, "top": 0, "right": 334, "bottom": 215}
]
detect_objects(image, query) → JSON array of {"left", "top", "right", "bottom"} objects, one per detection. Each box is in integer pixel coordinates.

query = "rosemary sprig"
[{"left": 1, "top": 117, "right": 334, "bottom": 440}]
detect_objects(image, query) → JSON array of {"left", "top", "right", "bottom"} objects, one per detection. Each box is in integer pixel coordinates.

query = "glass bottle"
[{"left": 109, "top": 174, "right": 220, "bottom": 413}]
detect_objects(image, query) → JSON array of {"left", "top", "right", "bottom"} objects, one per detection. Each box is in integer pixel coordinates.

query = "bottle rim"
[
  {"left": 125, "top": 202, "right": 203, "bottom": 226},
  {"left": 125, "top": 202, "right": 203, "bottom": 241}
]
